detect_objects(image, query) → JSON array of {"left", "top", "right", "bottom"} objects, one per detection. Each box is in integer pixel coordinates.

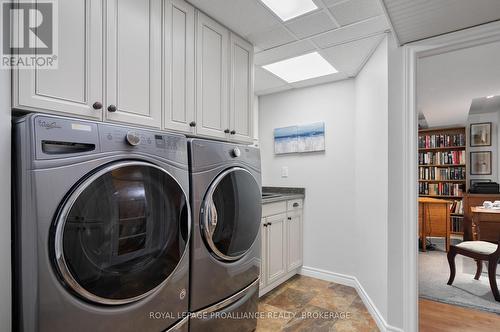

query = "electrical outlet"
[{"left": 281, "top": 166, "right": 288, "bottom": 178}]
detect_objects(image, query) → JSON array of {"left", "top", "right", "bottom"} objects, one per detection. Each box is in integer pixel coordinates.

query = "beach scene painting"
[{"left": 274, "top": 122, "right": 325, "bottom": 154}]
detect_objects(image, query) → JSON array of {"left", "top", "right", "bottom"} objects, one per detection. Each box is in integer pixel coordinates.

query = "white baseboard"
[{"left": 300, "top": 266, "right": 404, "bottom": 332}]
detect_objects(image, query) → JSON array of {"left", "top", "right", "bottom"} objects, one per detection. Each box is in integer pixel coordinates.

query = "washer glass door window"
[
  {"left": 202, "top": 167, "right": 262, "bottom": 261},
  {"left": 53, "top": 161, "right": 189, "bottom": 305}
]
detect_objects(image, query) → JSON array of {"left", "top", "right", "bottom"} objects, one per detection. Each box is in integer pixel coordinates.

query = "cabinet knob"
[
  {"left": 263, "top": 224, "right": 267, "bottom": 228},
  {"left": 266, "top": 222, "right": 271, "bottom": 226},
  {"left": 189, "top": 121, "right": 197, "bottom": 127},
  {"left": 224, "top": 129, "right": 230, "bottom": 134},
  {"left": 230, "top": 130, "right": 236, "bottom": 135},
  {"left": 293, "top": 203, "right": 299, "bottom": 207},
  {"left": 287, "top": 217, "right": 292, "bottom": 220},
  {"left": 92, "top": 102, "right": 103, "bottom": 110},
  {"left": 107, "top": 104, "right": 117, "bottom": 112}
]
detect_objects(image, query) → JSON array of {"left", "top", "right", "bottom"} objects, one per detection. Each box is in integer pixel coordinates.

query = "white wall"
[
  {"left": 354, "top": 36, "right": 388, "bottom": 319},
  {"left": 259, "top": 37, "right": 393, "bottom": 327},
  {"left": 259, "top": 80, "right": 358, "bottom": 277},
  {"left": 0, "top": 67, "right": 12, "bottom": 329}
]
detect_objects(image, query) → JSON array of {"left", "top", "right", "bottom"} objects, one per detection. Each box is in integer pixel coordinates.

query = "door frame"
[{"left": 401, "top": 21, "right": 500, "bottom": 332}]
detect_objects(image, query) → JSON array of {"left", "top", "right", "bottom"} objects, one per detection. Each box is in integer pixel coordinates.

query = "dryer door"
[
  {"left": 52, "top": 161, "right": 190, "bottom": 305},
  {"left": 201, "top": 167, "right": 262, "bottom": 261}
]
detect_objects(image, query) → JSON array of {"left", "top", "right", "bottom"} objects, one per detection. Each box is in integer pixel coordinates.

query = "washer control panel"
[{"left": 99, "top": 124, "right": 187, "bottom": 163}]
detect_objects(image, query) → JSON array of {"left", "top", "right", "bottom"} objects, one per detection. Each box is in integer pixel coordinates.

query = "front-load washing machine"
[
  {"left": 13, "top": 114, "right": 191, "bottom": 332},
  {"left": 188, "top": 139, "right": 262, "bottom": 332}
]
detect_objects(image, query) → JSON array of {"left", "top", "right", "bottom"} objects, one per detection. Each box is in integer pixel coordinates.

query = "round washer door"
[
  {"left": 52, "top": 161, "right": 190, "bottom": 305},
  {"left": 201, "top": 167, "right": 262, "bottom": 261}
]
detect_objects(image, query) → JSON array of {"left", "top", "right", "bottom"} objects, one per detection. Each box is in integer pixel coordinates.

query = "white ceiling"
[
  {"left": 381, "top": 0, "right": 500, "bottom": 45},
  {"left": 417, "top": 41, "right": 500, "bottom": 127},
  {"left": 188, "top": 0, "right": 389, "bottom": 95}
]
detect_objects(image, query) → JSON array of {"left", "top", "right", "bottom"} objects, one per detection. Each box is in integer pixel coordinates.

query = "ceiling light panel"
[
  {"left": 262, "top": 52, "right": 338, "bottom": 83},
  {"left": 260, "top": 0, "right": 318, "bottom": 21}
]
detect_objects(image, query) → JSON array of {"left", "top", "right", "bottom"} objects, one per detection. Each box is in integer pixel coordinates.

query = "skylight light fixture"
[
  {"left": 486, "top": 95, "right": 495, "bottom": 99},
  {"left": 260, "top": 0, "right": 318, "bottom": 21},
  {"left": 262, "top": 52, "right": 338, "bottom": 83}
]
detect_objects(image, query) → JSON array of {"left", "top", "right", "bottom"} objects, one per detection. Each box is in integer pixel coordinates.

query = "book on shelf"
[
  {"left": 418, "top": 133, "right": 465, "bottom": 148},
  {"left": 419, "top": 166, "right": 466, "bottom": 180},
  {"left": 418, "top": 182, "right": 464, "bottom": 196},
  {"left": 449, "top": 200, "right": 464, "bottom": 214},
  {"left": 418, "top": 151, "right": 465, "bottom": 165},
  {"left": 451, "top": 216, "right": 463, "bottom": 233}
]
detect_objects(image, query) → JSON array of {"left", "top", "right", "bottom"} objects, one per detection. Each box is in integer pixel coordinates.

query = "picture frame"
[
  {"left": 470, "top": 122, "right": 492, "bottom": 147},
  {"left": 470, "top": 178, "right": 491, "bottom": 188},
  {"left": 274, "top": 122, "right": 325, "bottom": 154},
  {"left": 470, "top": 151, "right": 492, "bottom": 175}
]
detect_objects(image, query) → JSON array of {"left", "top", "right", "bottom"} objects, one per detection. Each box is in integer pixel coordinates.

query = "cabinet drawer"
[
  {"left": 262, "top": 201, "right": 287, "bottom": 217},
  {"left": 287, "top": 199, "right": 303, "bottom": 211}
]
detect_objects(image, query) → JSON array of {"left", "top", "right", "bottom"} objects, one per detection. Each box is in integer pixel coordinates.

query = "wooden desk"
[
  {"left": 470, "top": 207, "right": 500, "bottom": 242},
  {"left": 463, "top": 193, "right": 500, "bottom": 240},
  {"left": 419, "top": 197, "right": 451, "bottom": 252}
]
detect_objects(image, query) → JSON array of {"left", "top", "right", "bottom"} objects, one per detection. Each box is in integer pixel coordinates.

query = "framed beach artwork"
[
  {"left": 470, "top": 122, "right": 492, "bottom": 147},
  {"left": 274, "top": 122, "right": 325, "bottom": 154}
]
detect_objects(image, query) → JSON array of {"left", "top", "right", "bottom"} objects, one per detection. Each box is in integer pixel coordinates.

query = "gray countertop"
[{"left": 261, "top": 186, "right": 305, "bottom": 204}]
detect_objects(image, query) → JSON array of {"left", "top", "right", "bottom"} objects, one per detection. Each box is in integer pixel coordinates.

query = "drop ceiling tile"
[
  {"left": 285, "top": 11, "right": 337, "bottom": 39},
  {"left": 255, "top": 40, "right": 316, "bottom": 66},
  {"left": 311, "top": 15, "right": 388, "bottom": 48},
  {"left": 247, "top": 25, "right": 296, "bottom": 51},
  {"left": 329, "top": 0, "right": 383, "bottom": 26},
  {"left": 289, "top": 71, "right": 350, "bottom": 88},
  {"left": 187, "top": 0, "right": 280, "bottom": 38},
  {"left": 255, "top": 66, "right": 288, "bottom": 92},
  {"left": 321, "top": 0, "right": 346, "bottom": 7},
  {"left": 321, "top": 34, "right": 384, "bottom": 74}
]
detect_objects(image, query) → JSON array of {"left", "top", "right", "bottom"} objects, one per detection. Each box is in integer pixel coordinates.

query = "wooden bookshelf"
[{"left": 418, "top": 127, "right": 466, "bottom": 235}]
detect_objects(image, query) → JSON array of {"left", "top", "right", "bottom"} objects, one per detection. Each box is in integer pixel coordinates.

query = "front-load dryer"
[
  {"left": 13, "top": 114, "right": 190, "bottom": 332},
  {"left": 188, "top": 139, "right": 262, "bottom": 332}
]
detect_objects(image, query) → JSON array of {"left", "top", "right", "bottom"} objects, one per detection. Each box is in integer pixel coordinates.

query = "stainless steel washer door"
[
  {"left": 52, "top": 161, "right": 190, "bottom": 305},
  {"left": 201, "top": 167, "right": 262, "bottom": 261}
]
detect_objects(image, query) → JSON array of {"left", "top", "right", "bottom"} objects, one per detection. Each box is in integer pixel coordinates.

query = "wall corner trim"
[{"left": 300, "top": 266, "right": 404, "bottom": 332}]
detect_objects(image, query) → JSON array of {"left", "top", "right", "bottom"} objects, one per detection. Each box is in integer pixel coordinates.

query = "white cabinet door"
[
  {"left": 105, "top": 0, "right": 162, "bottom": 127},
  {"left": 195, "top": 11, "right": 229, "bottom": 139},
  {"left": 287, "top": 210, "right": 303, "bottom": 272},
  {"left": 266, "top": 213, "right": 287, "bottom": 285},
  {"left": 163, "top": 0, "right": 195, "bottom": 133},
  {"left": 259, "top": 218, "right": 267, "bottom": 289},
  {"left": 229, "top": 33, "right": 253, "bottom": 142},
  {"left": 14, "top": 0, "right": 103, "bottom": 120}
]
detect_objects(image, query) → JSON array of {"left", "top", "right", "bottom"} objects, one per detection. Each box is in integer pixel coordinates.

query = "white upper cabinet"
[
  {"left": 229, "top": 33, "right": 254, "bottom": 142},
  {"left": 104, "top": 0, "right": 162, "bottom": 128},
  {"left": 163, "top": 0, "right": 195, "bottom": 133},
  {"left": 12, "top": 0, "right": 254, "bottom": 139},
  {"left": 195, "top": 11, "right": 229, "bottom": 139},
  {"left": 14, "top": 0, "right": 103, "bottom": 120}
]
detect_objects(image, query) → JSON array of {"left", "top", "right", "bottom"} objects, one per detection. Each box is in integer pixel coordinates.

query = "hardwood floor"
[{"left": 419, "top": 299, "right": 500, "bottom": 332}]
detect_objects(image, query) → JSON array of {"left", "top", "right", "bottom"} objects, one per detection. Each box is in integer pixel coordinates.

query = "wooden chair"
[{"left": 446, "top": 235, "right": 500, "bottom": 302}]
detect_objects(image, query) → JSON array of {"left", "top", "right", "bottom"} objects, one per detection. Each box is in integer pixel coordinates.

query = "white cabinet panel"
[
  {"left": 163, "top": 0, "right": 195, "bottom": 133},
  {"left": 105, "top": 0, "right": 162, "bottom": 127},
  {"left": 266, "top": 213, "right": 287, "bottom": 285},
  {"left": 259, "top": 218, "right": 267, "bottom": 289},
  {"left": 195, "top": 11, "right": 229, "bottom": 139},
  {"left": 287, "top": 211, "right": 303, "bottom": 271},
  {"left": 229, "top": 33, "right": 253, "bottom": 142},
  {"left": 14, "top": 0, "right": 103, "bottom": 119}
]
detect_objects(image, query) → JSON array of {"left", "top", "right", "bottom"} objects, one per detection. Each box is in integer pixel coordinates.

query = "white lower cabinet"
[{"left": 260, "top": 199, "right": 303, "bottom": 296}]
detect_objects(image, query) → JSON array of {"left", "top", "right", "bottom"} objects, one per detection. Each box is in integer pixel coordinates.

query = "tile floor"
[{"left": 256, "top": 275, "right": 379, "bottom": 332}]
